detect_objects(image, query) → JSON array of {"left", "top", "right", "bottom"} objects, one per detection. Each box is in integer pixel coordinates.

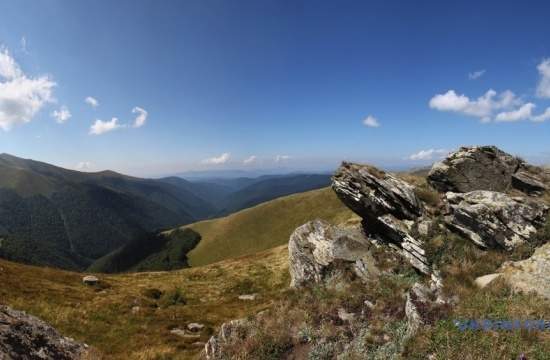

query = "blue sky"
[{"left": 0, "top": 0, "right": 549, "bottom": 177}]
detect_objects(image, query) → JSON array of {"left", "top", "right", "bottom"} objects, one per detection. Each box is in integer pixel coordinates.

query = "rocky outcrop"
[
  {"left": 0, "top": 305, "right": 90, "bottom": 359},
  {"left": 288, "top": 220, "right": 379, "bottom": 288},
  {"left": 427, "top": 145, "right": 548, "bottom": 196},
  {"left": 332, "top": 163, "right": 430, "bottom": 274},
  {"left": 444, "top": 191, "right": 548, "bottom": 249},
  {"left": 332, "top": 162, "right": 424, "bottom": 221},
  {"left": 427, "top": 146, "right": 522, "bottom": 193}
]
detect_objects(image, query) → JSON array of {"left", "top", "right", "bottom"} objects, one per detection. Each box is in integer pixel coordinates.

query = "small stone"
[
  {"left": 170, "top": 328, "right": 187, "bottom": 337},
  {"left": 187, "top": 323, "right": 205, "bottom": 332},
  {"left": 238, "top": 294, "right": 257, "bottom": 301},
  {"left": 337, "top": 308, "right": 356, "bottom": 323},
  {"left": 131, "top": 306, "right": 140, "bottom": 314},
  {"left": 82, "top": 275, "right": 99, "bottom": 286},
  {"left": 363, "top": 300, "right": 375, "bottom": 309},
  {"left": 474, "top": 274, "right": 502, "bottom": 289}
]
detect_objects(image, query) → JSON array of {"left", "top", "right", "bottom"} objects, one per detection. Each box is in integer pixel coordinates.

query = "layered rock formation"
[
  {"left": 332, "top": 162, "right": 430, "bottom": 274},
  {"left": 0, "top": 305, "right": 90, "bottom": 359},
  {"left": 445, "top": 191, "right": 549, "bottom": 249},
  {"left": 427, "top": 145, "right": 547, "bottom": 195}
]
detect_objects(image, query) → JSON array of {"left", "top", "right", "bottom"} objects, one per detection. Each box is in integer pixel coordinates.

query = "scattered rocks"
[
  {"left": 82, "top": 275, "right": 99, "bottom": 286},
  {"left": 288, "top": 219, "right": 379, "bottom": 288},
  {"left": 237, "top": 294, "right": 257, "bottom": 301},
  {"left": 444, "top": 191, "right": 548, "bottom": 249},
  {"left": 0, "top": 305, "right": 89, "bottom": 359}
]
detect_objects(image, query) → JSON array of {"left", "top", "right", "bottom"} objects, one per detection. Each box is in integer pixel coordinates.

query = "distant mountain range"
[{"left": 0, "top": 153, "right": 330, "bottom": 270}]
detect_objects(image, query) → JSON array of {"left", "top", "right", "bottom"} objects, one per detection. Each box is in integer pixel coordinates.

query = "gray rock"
[
  {"left": 82, "top": 275, "right": 99, "bottom": 286},
  {"left": 445, "top": 191, "right": 548, "bottom": 249},
  {"left": 374, "top": 215, "right": 430, "bottom": 274},
  {"left": 474, "top": 273, "right": 502, "bottom": 289},
  {"left": 405, "top": 283, "right": 431, "bottom": 335},
  {"left": 203, "top": 319, "right": 251, "bottom": 360},
  {"left": 237, "top": 294, "right": 257, "bottom": 301},
  {"left": 512, "top": 170, "right": 547, "bottom": 195},
  {"left": 332, "top": 162, "right": 423, "bottom": 221},
  {"left": 0, "top": 305, "right": 89, "bottom": 359},
  {"left": 427, "top": 146, "right": 522, "bottom": 193},
  {"left": 288, "top": 220, "right": 379, "bottom": 288}
]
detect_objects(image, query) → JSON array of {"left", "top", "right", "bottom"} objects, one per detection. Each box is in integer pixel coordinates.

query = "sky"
[{"left": 0, "top": 0, "right": 549, "bottom": 177}]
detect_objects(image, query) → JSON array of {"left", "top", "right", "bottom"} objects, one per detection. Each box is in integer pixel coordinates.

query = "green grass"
[{"left": 183, "top": 187, "right": 358, "bottom": 266}]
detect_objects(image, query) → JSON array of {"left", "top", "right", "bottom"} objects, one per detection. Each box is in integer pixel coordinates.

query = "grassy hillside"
[
  {"left": 184, "top": 187, "right": 358, "bottom": 266},
  {"left": 0, "top": 246, "right": 290, "bottom": 359}
]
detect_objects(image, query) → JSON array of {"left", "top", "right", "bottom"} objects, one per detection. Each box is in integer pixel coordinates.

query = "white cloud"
[
  {"left": 0, "top": 47, "right": 56, "bottom": 131},
  {"left": 85, "top": 96, "right": 99, "bottom": 108},
  {"left": 51, "top": 105, "right": 71, "bottom": 124},
  {"left": 495, "top": 103, "right": 535, "bottom": 122},
  {"left": 89, "top": 117, "right": 122, "bottom": 135},
  {"left": 202, "top": 152, "right": 230, "bottom": 165},
  {"left": 275, "top": 155, "right": 291, "bottom": 163},
  {"left": 243, "top": 155, "right": 257, "bottom": 165},
  {"left": 362, "top": 115, "right": 380, "bottom": 127},
  {"left": 468, "top": 69, "right": 486, "bottom": 80},
  {"left": 409, "top": 149, "right": 448, "bottom": 161},
  {"left": 429, "top": 89, "right": 520, "bottom": 122},
  {"left": 536, "top": 59, "right": 550, "bottom": 98},
  {"left": 76, "top": 161, "right": 93, "bottom": 171},
  {"left": 532, "top": 107, "right": 550, "bottom": 123},
  {"left": 132, "top": 106, "right": 147, "bottom": 128}
]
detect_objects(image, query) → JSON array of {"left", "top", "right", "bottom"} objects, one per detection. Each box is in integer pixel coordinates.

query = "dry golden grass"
[
  {"left": 0, "top": 245, "right": 290, "bottom": 359},
  {"left": 183, "top": 187, "right": 357, "bottom": 267}
]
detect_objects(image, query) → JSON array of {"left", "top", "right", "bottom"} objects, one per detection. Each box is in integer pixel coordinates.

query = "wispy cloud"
[
  {"left": 468, "top": 69, "right": 486, "bottom": 80},
  {"left": 85, "top": 96, "right": 99, "bottom": 108},
  {"left": 51, "top": 106, "right": 71, "bottom": 124},
  {"left": 408, "top": 148, "right": 448, "bottom": 161},
  {"left": 202, "top": 152, "right": 230, "bottom": 165},
  {"left": 532, "top": 107, "right": 550, "bottom": 123},
  {"left": 243, "top": 155, "right": 257, "bottom": 165},
  {"left": 89, "top": 118, "right": 122, "bottom": 135},
  {"left": 0, "top": 47, "right": 56, "bottom": 131},
  {"left": 536, "top": 58, "right": 550, "bottom": 98},
  {"left": 132, "top": 106, "right": 148, "bottom": 128},
  {"left": 76, "top": 161, "right": 93, "bottom": 171},
  {"left": 20, "top": 37, "right": 28, "bottom": 54},
  {"left": 275, "top": 155, "right": 291, "bottom": 163},
  {"left": 362, "top": 115, "right": 380, "bottom": 127}
]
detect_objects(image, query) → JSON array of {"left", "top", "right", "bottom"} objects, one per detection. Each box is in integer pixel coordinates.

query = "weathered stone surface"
[
  {"left": 203, "top": 319, "right": 251, "bottom": 360},
  {"left": 0, "top": 305, "right": 89, "bottom": 359},
  {"left": 332, "top": 162, "right": 423, "bottom": 221},
  {"left": 512, "top": 170, "right": 547, "bottom": 195},
  {"left": 374, "top": 215, "right": 430, "bottom": 274},
  {"left": 474, "top": 273, "right": 502, "bottom": 289},
  {"left": 499, "top": 243, "right": 550, "bottom": 299},
  {"left": 444, "top": 191, "right": 548, "bottom": 249},
  {"left": 427, "top": 146, "right": 522, "bottom": 193},
  {"left": 288, "top": 220, "right": 379, "bottom": 288}
]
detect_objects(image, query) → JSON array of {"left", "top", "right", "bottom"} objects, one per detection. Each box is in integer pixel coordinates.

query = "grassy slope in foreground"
[
  {"left": 183, "top": 186, "right": 358, "bottom": 267},
  {"left": 0, "top": 246, "right": 290, "bottom": 360}
]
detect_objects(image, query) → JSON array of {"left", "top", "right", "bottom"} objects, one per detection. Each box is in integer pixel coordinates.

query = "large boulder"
[
  {"left": 332, "top": 162, "right": 424, "bottom": 221},
  {"left": 0, "top": 305, "right": 90, "bottom": 359},
  {"left": 288, "top": 219, "right": 379, "bottom": 288},
  {"left": 444, "top": 191, "right": 548, "bottom": 250},
  {"left": 428, "top": 146, "right": 526, "bottom": 193},
  {"left": 475, "top": 243, "right": 550, "bottom": 299}
]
